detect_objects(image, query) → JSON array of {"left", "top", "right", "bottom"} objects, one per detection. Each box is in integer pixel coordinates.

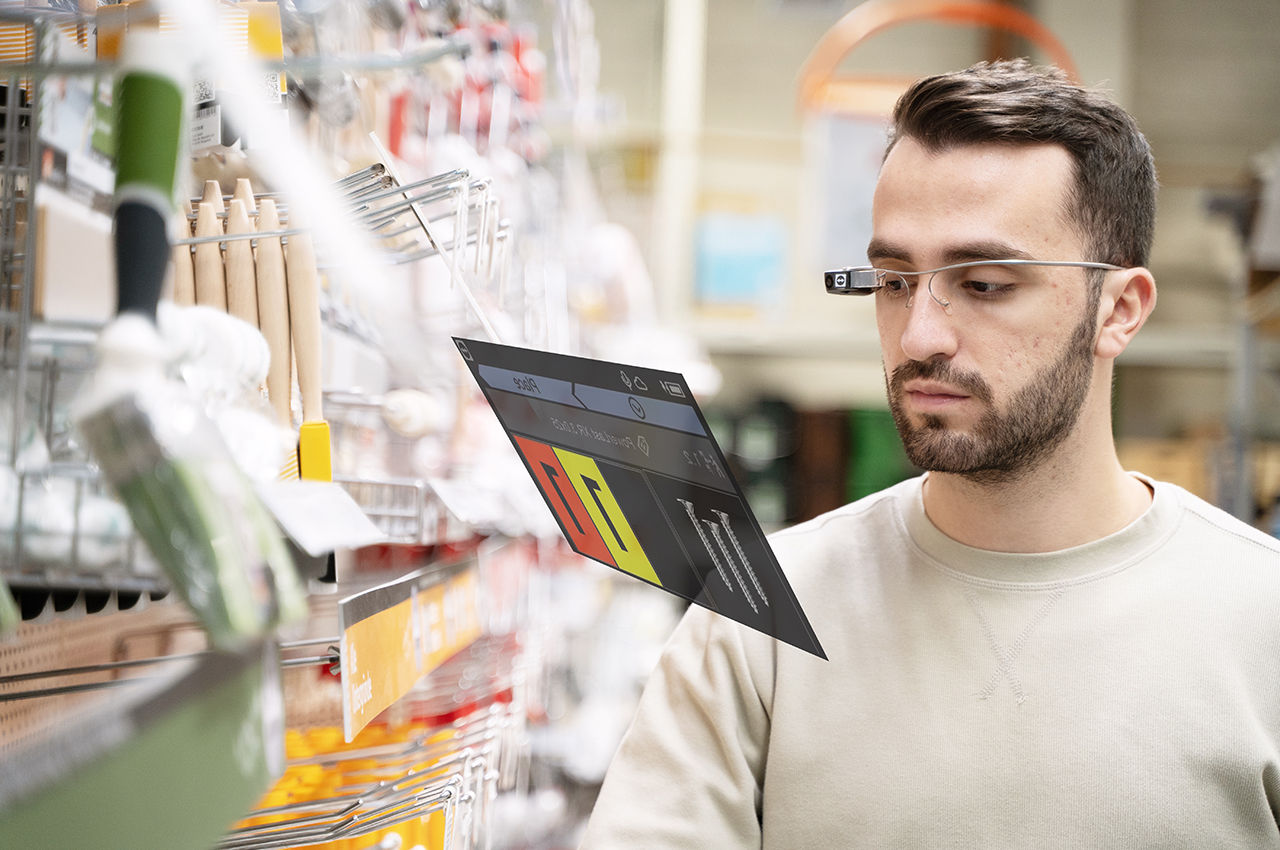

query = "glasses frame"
[{"left": 823, "top": 259, "right": 1124, "bottom": 310}]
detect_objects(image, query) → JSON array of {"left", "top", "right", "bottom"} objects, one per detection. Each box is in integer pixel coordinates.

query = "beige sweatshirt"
[{"left": 581, "top": 475, "right": 1280, "bottom": 849}]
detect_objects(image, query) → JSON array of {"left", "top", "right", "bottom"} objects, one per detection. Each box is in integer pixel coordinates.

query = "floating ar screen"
[{"left": 454, "top": 337, "right": 825, "bottom": 659}]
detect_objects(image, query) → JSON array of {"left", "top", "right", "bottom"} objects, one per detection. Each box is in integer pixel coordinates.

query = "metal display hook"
[{"left": 0, "top": 640, "right": 343, "bottom": 702}]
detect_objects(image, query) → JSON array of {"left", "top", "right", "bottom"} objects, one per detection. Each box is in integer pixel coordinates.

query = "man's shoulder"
[
  {"left": 762, "top": 476, "right": 921, "bottom": 604},
  {"left": 1159, "top": 479, "right": 1280, "bottom": 553},
  {"left": 1162, "top": 478, "right": 1280, "bottom": 591}
]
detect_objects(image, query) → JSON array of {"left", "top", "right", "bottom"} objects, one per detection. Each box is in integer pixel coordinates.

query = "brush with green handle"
[{"left": 75, "top": 28, "right": 305, "bottom": 648}]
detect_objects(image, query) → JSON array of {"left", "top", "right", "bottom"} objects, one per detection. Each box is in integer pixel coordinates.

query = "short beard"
[{"left": 886, "top": 305, "right": 1098, "bottom": 487}]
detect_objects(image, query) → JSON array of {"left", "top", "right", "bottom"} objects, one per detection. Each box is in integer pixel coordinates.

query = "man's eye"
[
  {"left": 880, "top": 274, "right": 911, "bottom": 295},
  {"left": 961, "top": 279, "right": 1014, "bottom": 296}
]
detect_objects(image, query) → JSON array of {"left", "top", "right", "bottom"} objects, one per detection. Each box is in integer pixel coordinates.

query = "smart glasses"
[{"left": 823, "top": 259, "right": 1123, "bottom": 314}]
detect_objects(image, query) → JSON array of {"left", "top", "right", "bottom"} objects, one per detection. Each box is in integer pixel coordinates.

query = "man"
[{"left": 580, "top": 59, "right": 1280, "bottom": 848}]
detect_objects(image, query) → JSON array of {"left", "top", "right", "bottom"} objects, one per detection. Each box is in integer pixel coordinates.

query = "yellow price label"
[{"left": 342, "top": 597, "right": 416, "bottom": 740}]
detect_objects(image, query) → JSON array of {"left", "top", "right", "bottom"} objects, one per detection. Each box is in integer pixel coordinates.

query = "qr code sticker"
[
  {"left": 263, "top": 72, "right": 282, "bottom": 104},
  {"left": 193, "top": 77, "right": 214, "bottom": 106}
]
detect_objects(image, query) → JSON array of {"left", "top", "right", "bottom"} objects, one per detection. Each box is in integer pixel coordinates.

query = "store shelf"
[
  {"left": 0, "top": 1, "right": 587, "bottom": 846},
  {"left": 223, "top": 640, "right": 525, "bottom": 850}
]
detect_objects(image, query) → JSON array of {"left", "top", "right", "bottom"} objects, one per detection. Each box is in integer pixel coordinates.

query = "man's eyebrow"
[
  {"left": 940, "top": 241, "right": 1035, "bottom": 264},
  {"left": 865, "top": 239, "right": 1038, "bottom": 267},
  {"left": 866, "top": 239, "right": 911, "bottom": 263}
]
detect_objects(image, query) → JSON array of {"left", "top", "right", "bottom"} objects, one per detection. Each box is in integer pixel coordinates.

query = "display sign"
[
  {"left": 338, "top": 561, "right": 482, "bottom": 741},
  {"left": 455, "top": 337, "right": 825, "bottom": 659}
]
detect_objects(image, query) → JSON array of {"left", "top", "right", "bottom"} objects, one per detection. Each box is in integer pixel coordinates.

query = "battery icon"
[{"left": 660, "top": 380, "right": 686, "bottom": 398}]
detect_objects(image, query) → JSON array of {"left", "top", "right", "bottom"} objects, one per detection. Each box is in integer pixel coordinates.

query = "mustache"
[{"left": 888, "top": 359, "right": 994, "bottom": 405}]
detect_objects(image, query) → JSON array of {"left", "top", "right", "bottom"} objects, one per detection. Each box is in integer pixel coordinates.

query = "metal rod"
[
  {"left": 351, "top": 787, "right": 454, "bottom": 835},
  {"left": 225, "top": 798, "right": 361, "bottom": 830},
  {"left": 280, "top": 653, "right": 340, "bottom": 669},
  {"left": 472, "top": 180, "right": 492, "bottom": 275},
  {"left": 346, "top": 169, "right": 469, "bottom": 207},
  {"left": 353, "top": 183, "right": 489, "bottom": 231},
  {"left": 369, "top": 196, "right": 487, "bottom": 229},
  {"left": 341, "top": 175, "right": 396, "bottom": 201},
  {"left": 188, "top": 191, "right": 287, "bottom": 206},
  {"left": 222, "top": 778, "right": 459, "bottom": 850},
  {"left": 173, "top": 226, "right": 306, "bottom": 247},
  {"left": 355, "top": 185, "right": 463, "bottom": 228},
  {"left": 277, "top": 636, "right": 341, "bottom": 649},
  {"left": 182, "top": 208, "right": 289, "bottom": 225},
  {"left": 0, "top": 677, "right": 152, "bottom": 702},
  {"left": 0, "top": 652, "right": 203, "bottom": 685},
  {"left": 347, "top": 184, "right": 467, "bottom": 223},
  {"left": 335, "top": 162, "right": 386, "bottom": 188}
]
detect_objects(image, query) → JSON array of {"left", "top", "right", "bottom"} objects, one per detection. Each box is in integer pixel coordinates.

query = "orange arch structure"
[{"left": 798, "top": 0, "right": 1077, "bottom": 116}]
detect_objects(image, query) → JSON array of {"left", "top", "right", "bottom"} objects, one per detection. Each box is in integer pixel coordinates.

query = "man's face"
[{"left": 870, "top": 138, "right": 1101, "bottom": 483}]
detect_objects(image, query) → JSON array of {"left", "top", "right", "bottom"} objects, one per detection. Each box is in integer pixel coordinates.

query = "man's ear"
[{"left": 1095, "top": 267, "right": 1157, "bottom": 360}]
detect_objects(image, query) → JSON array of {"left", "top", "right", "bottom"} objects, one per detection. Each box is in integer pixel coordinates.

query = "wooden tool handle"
[
  {"left": 224, "top": 199, "right": 258, "bottom": 327},
  {"left": 285, "top": 220, "right": 322, "bottom": 423},
  {"left": 255, "top": 199, "right": 292, "bottom": 426},
  {"left": 170, "top": 204, "right": 195, "bottom": 305},
  {"left": 170, "top": 243, "right": 195, "bottom": 305},
  {"left": 201, "top": 179, "right": 225, "bottom": 215},
  {"left": 233, "top": 177, "right": 257, "bottom": 216},
  {"left": 193, "top": 201, "right": 226, "bottom": 310}
]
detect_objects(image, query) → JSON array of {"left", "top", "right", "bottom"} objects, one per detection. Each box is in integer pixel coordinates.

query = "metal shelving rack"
[
  {"left": 0, "top": 9, "right": 164, "bottom": 617},
  {"left": 0, "top": 5, "right": 542, "bottom": 848}
]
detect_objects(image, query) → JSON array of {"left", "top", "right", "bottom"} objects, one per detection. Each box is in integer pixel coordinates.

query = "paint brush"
[
  {"left": 74, "top": 29, "right": 305, "bottom": 647},
  {"left": 285, "top": 218, "right": 331, "bottom": 481}
]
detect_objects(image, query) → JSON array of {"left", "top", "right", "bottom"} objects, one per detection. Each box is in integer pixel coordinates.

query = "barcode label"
[{"left": 191, "top": 104, "right": 221, "bottom": 151}]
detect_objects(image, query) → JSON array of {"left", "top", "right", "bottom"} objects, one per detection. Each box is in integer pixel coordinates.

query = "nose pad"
[{"left": 927, "top": 273, "right": 953, "bottom": 312}]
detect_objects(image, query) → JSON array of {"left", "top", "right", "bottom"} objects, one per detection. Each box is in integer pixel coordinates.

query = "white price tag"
[
  {"left": 191, "top": 104, "right": 222, "bottom": 152},
  {"left": 257, "top": 479, "right": 385, "bottom": 556}
]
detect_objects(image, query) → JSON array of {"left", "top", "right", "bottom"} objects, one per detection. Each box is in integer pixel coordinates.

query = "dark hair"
[{"left": 888, "top": 59, "right": 1157, "bottom": 268}]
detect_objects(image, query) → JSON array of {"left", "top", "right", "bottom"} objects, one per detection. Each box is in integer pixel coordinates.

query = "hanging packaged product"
[
  {"left": 96, "top": 0, "right": 289, "bottom": 156},
  {"left": 73, "top": 27, "right": 306, "bottom": 649},
  {"left": 76, "top": 355, "right": 308, "bottom": 648}
]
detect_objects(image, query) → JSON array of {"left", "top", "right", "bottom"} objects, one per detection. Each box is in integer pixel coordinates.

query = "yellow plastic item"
[{"left": 298, "top": 420, "right": 333, "bottom": 481}]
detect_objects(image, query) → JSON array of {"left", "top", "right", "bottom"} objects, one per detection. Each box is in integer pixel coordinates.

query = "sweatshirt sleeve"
[{"left": 579, "top": 602, "right": 774, "bottom": 849}]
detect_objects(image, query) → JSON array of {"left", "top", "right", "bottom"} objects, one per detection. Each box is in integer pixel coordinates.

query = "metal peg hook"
[
  {"left": 0, "top": 651, "right": 201, "bottom": 702},
  {"left": 2, "top": 639, "right": 343, "bottom": 702}
]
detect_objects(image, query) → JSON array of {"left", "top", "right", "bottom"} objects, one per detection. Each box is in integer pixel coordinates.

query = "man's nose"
[{"left": 896, "top": 283, "right": 959, "bottom": 362}]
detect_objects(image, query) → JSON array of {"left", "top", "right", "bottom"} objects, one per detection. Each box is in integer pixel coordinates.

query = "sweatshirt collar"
[{"left": 897, "top": 473, "right": 1179, "bottom": 586}]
